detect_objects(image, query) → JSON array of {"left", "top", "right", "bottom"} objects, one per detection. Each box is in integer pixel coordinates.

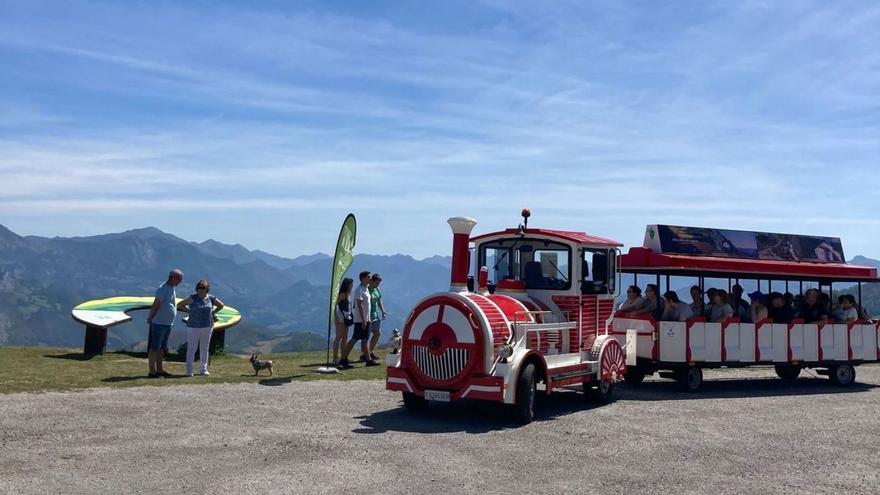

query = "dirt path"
[{"left": 2, "top": 366, "right": 879, "bottom": 494}]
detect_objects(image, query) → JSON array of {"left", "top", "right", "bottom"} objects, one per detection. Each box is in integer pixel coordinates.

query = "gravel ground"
[{"left": 2, "top": 366, "right": 879, "bottom": 495}]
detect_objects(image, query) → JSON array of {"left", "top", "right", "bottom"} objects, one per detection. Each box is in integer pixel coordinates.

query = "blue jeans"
[{"left": 148, "top": 323, "right": 172, "bottom": 352}]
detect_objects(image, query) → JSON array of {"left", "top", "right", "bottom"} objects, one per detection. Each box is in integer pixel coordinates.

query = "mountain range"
[
  {"left": 1, "top": 223, "right": 879, "bottom": 354},
  {"left": 0, "top": 224, "right": 451, "bottom": 354}
]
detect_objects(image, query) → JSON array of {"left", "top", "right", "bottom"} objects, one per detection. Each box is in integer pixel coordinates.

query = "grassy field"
[{"left": 0, "top": 346, "right": 387, "bottom": 394}]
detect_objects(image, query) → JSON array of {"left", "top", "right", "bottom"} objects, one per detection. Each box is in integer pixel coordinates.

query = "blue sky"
[{"left": 1, "top": 1, "right": 879, "bottom": 259}]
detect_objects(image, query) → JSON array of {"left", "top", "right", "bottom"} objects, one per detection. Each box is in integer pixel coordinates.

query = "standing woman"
[
  {"left": 177, "top": 279, "right": 224, "bottom": 376},
  {"left": 333, "top": 278, "right": 354, "bottom": 366}
]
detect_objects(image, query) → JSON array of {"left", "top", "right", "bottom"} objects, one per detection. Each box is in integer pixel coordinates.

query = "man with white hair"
[{"left": 146, "top": 269, "right": 183, "bottom": 378}]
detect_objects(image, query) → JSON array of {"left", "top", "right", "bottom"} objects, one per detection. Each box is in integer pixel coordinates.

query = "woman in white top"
[
  {"left": 838, "top": 295, "right": 859, "bottom": 323},
  {"left": 618, "top": 285, "right": 645, "bottom": 312}
]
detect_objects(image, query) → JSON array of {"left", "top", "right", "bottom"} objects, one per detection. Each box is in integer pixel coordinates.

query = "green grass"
[{"left": 0, "top": 346, "right": 387, "bottom": 394}]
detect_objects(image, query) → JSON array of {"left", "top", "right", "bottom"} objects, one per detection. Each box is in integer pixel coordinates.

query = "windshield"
[{"left": 479, "top": 238, "right": 571, "bottom": 290}]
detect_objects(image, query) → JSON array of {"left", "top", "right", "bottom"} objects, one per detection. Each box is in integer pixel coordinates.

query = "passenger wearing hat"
[{"left": 748, "top": 291, "right": 768, "bottom": 323}]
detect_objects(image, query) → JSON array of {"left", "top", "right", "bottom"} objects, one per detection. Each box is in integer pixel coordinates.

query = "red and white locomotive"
[
  {"left": 386, "top": 211, "right": 627, "bottom": 423},
  {"left": 385, "top": 211, "right": 880, "bottom": 423}
]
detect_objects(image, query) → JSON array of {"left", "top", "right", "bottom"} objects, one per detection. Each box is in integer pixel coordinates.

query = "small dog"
[{"left": 249, "top": 354, "right": 274, "bottom": 376}]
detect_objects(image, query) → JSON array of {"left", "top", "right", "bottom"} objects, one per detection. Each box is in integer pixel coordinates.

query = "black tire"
[
  {"left": 829, "top": 364, "right": 856, "bottom": 387},
  {"left": 677, "top": 367, "right": 703, "bottom": 392},
  {"left": 774, "top": 364, "right": 801, "bottom": 380},
  {"left": 402, "top": 392, "right": 428, "bottom": 411},
  {"left": 623, "top": 368, "right": 646, "bottom": 385},
  {"left": 513, "top": 363, "right": 537, "bottom": 424},
  {"left": 587, "top": 379, "right": 615, "bottom": 403}
]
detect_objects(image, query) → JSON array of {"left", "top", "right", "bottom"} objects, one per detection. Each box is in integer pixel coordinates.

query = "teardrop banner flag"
[{"left": 322, "top": 213, "right": 357, "bottom": 370}]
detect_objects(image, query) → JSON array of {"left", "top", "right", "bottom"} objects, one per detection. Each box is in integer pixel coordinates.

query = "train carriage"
[{"left": 615, "top": 231, "right": 880, "bottom": 391}]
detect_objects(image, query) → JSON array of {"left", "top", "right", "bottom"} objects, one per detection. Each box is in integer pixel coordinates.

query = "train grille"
[{"left": 410, "top": 345, "right": 470, "bottom": 381}]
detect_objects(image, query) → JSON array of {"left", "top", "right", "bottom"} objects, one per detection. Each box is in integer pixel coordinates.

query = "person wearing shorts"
[
  {"left": 366, "top": 273, "right": 386, "bottom": 361},
  {"left": 339, "top": 271, "right": 379, "bottom": 368},
  {"left": 146, "top": 269, "right": 183, "bottom": 378}
]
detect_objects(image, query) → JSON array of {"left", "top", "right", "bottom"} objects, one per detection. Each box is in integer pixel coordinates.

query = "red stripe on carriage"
[
  {"left": 817, "top": 321, "right": 829, "bottom": 361},
  {"left": 754, "top": 319, "right": 772, "bottom": 361},
  {"left": 720, "top": 317, "right": 739, "bottom": 362}
]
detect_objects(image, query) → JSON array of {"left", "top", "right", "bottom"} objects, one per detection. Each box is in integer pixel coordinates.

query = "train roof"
[
  {"left": 471, "top": 228, "right": 623, "bottom": 248},
  {"left": 619, "top": 246, "right": 880, "bottom": 282}
]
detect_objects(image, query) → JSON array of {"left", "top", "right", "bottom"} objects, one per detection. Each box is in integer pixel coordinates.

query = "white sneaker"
[
  {"left": 185, "top": 372, "right": 194, "bottom": 377},
  {"left": 200, "top": 371, "right": 210, "bottom": 376}
]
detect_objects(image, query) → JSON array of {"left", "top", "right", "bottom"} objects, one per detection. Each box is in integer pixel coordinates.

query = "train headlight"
[
  {"left": 390, "top": 329, "right": 402, "bottom": 355},
  {"left": 499, "top": 343, "right": 513, "bottom": 363}
]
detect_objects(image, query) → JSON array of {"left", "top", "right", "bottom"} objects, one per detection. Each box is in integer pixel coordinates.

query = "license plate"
[{"left": 424, "top": 389, "right": 450, "bottom": 402}]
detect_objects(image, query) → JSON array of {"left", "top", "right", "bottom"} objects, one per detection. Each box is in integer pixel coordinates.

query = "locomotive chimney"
[{"left": 447, "top": 217, "right": 477, "bottom": 293}]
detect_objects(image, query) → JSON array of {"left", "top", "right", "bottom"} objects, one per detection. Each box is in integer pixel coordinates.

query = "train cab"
[{"left": 470, "top": 211, "right": 622, "bottom": 354}]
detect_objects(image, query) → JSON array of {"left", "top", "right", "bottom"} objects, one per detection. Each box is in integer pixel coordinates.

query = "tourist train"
[{"left": 385, "top": 210, "right": 880, "bottom": 423}]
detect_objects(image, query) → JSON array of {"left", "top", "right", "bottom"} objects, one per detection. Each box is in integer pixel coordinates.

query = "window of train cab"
[
  {"left": 581, "top": 248, "right": 615, "bottom": 295},
  {"left": 479, "top": 239, "right": 571, "bottom": 290}
]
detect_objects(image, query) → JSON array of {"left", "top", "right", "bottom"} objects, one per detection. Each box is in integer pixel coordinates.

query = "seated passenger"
[
  {"left": 704, "top": 288, "right": 718, "bottom": 317},
  {"left": 689, "top": 285, "right": 705, "bottom": 317},
  {"left": 783, "top": 292, "right": 795, "bottom": 309},
  {"left": 838, "top": 294, "right": 859, "bottom": 323},
  {"left": 618, "top": 285, "right": 645, "bottom": 312},
  {"left": 768, "top": 292, "right": 794, "bottom": 324},
  {"left": 748, "top": 291, "right": 767, "bottom": 323},
  {"left": 662, "top": 291, "right": 693, "bottom": 322},
  {"left": 798, "top": 288, "right": 828, "bottom": 324},
  {"left": 708, "top": 289, "right": 734, "bottom": 322},
  {"left": 819, "top": 292, "right": 832, "bottom": 310},
  {"left": 634, "top": 284, "right": 665, "bottom": 320},
  {"left": 832, "top": 296, "right": 846, "bottom": 322},
  {"left": 793, "top": 294, "right": 804, "bottom": 314},
  {"left": 730, "top": 284, "right": 751, "bottom": 320}
]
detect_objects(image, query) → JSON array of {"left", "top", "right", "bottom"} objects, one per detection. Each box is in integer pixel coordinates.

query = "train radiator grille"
[{"left": 410, "top": 345, "right": 470, "bottom": 382}]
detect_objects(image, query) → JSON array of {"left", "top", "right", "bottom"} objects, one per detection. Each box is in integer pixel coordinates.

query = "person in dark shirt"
[
  {"left": 634, "top": 284, "right": 665, "bottom": 320},
  {"left": 730, "top": 284, "right": 751, "bottom": 320},
  {"left": 798, "top": 288, "right": 829, "bottom": 324},
  {"left": 768, "top": 292, "right": 795, "bottom": 324}
]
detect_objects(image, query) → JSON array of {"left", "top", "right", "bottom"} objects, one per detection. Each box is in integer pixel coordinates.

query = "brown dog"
[{"left": 249, "top": 354, "right": 274, "bottom": 376}]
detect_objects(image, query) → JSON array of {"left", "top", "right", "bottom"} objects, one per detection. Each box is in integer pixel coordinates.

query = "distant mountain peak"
[
  {"left": 125, "top": 226, "right": 165, "bottom": 237},
  {"left": 850, "top": 255, "right": 880, "bottom": 268},
  {"left": 420, "top": 255, "right": 452, "bottom": 268}
]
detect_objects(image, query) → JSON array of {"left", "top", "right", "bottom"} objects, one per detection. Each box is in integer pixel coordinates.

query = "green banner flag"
[{"left": 328, "top": 213, "right": 357, "bottom": 325}]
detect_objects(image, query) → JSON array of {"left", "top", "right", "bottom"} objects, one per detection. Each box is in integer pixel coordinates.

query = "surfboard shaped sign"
[{"left": 71, "top": 296, "right": 242, "bottom": 330}]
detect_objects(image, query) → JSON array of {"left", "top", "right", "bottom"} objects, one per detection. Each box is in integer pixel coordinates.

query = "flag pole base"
[{"left": 316, "top": 366, "right": 340, "bottom": 374}]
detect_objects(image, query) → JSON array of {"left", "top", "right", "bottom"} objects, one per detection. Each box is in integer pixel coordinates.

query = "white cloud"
[{"left": 0, "top": 0, "right": 878, "bottom": 258}]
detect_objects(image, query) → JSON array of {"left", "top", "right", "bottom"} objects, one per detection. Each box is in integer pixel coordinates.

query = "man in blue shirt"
[{"left": 146, "top": 269, "right": 183, "bottom": 378}]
